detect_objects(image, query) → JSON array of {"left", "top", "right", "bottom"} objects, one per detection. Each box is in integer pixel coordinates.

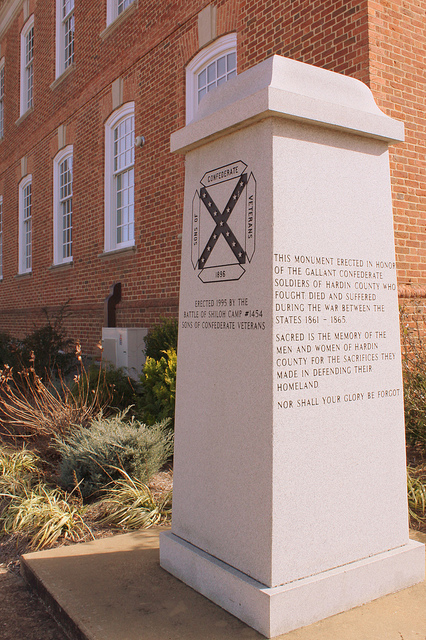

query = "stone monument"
[{"left": 160, "top": 55, "right": 425, "bottom": 638}]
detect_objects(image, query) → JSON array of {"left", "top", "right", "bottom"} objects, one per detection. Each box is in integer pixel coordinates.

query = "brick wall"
[
  {"left": 0, "top": 0, "right": 424, "bottom": 354},
  {"left": 367, "top": 0, "right": 426, "bottom": 291}
]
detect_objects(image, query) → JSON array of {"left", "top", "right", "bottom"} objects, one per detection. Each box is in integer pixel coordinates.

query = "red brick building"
[{"left": 0, "top": 0, "right": 424, "bottom": 355}]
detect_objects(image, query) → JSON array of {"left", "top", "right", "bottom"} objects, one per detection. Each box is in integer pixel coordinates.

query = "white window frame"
[
  {"left": 0, "top": 58, "right": 5, "bottom": 139},
  {"left": 20, "top": 15, "right": 34, "bottom": 116},
  {"left": 55, "top": 0, "right": 74, "bottom": 78},
  {"left": 104, "top": 102, "right": 135, "bottom": 253},
  {"left": 53, "top": 145, "right": 73, "bottom": 265},
  {"left": 185, "top": 33, "right": 237, "bottom": 124},
  {"left": 106, "top": 0, "right": 135, "bottom": 26},
  {"left": 0, "top": 195, "right": 3, "bottom": 280},
  {"left": 18, "top": 175, "right": 32, "bottom": 274}
]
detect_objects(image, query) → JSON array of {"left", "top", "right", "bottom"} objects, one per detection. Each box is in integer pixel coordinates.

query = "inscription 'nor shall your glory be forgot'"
[{"left": 273, "top": 253, "right": 400, "bottom": 411}]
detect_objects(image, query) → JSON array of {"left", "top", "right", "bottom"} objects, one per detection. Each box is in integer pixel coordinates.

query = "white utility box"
[{"left": 101, "top": 327, "right": 148, "bottom": 379}]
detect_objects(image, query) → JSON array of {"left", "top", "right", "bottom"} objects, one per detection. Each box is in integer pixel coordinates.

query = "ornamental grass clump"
[
  {"left": 0, "top": 445, "right": 92, "bottom": 550},
  {"left": 1, "top": 483, "right": 92, "bottom": 550},
  {"left": 0, "top": 447, "right": 40, "bottom": 493},
  {"left": 400, "top": 304, "right": 426, "bottom": 446},
  {"left": 0, "top": 362, "right": 96, "bottom": 443},
  {"left": 57, "top": 411, "right": 173, "bottom": 498},
  {"left": 100, "top": 469, "right": 172, "bottom": 530},
  {"left": 407, "top": 466, "right": 426, "bottom": 525}
]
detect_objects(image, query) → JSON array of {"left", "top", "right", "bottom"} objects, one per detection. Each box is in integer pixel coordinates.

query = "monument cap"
[{"left": 171, "top": 55, "right": 404, "bottom": 153}]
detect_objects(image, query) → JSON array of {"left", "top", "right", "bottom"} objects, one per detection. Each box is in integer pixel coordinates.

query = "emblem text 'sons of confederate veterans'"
[{"left": 191, "top": 161, "right": 256, "bottom": 283}]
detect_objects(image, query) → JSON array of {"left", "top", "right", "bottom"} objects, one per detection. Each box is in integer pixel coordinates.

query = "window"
[
  {"left": 56, "top": 0, "right": 74, "bottom": 77},
  {"left": 0, "top": 196, "right": 3, "bottom": 279},
  {"left": 0, "top": 59, "right": 4, "bottom": 139},
  {"left": 104, "top": 103, "right": 135, "bottom": 252},
  {"left": 53, "top": 146, "right": 73, "bottom": 264},
  {"left": 106, "top": 0, "right": 135, "bottom": 26},
  {"left": 20, "top": 16, "right": 34, "bottom": 116},
  {"left": 185, "top": 33, "right": 237, "bottom": 124},
  {"left": 19, "top": 176, "right": 32, "bottom": 274}
]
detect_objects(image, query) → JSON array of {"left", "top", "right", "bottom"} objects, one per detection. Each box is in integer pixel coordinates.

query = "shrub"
[
  {"left": 1, "top": 483, "right": 91, "bottom": 550},
  {"left": 0, "top": 445, "right": 91, "bottom": 550},
  {"left": 0, "top": 447, "right": 40, "bottom": 496},
  {"left": 21, "top": 304, "right": 74, "bottom": 378},
  {"left": 0, "top": 366, "right": 96, "bottom": 444},
  {"left": 139, "top": 348, "right": 176, "bottom": 427},
  {"left": 0, "top": 333, "right": 22, "bottom": 370},
  {"left": 144, "top": 318, "right": 178, "bottom": 361},
  {"left": 72, "top": 364, "right": 138, "bottom": 415},
  {"left": 56, "top": 411, "right": 173, "bottom": 498},
  {"left": 407, "top": 466, "right": 426, "bottom": 525}
]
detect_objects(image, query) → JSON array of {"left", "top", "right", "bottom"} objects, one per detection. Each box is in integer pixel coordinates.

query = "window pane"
[
  {"left": 198, "top": 69, "right": 206, "bottom": 89},
  {"left": 59, "top": 156, "right": 73, "bottom": 260},
  {"left": 63, "top": 0, "right": 74, "bottom": 19},
  {"left": 227, "top": 52, "right": 236, "bottom": 72},
  {"left": 115, "top": 166, "right": 134, "bottom": 245},
  {"left": 196, "top": 49, "right": 237, "bottom": 107},
  {"left": 23, "top": 183, "right": 32, "bottom": 271},
  {"left": 113, "top": 115, "right": 134, "bottom": 174},
  {"left": 64, "top": 14, "right": 75, "bottom": 68},
  {"left": 207, "top": 61, "right": 216, "bottom": 84},
  {"left": 217, "top": 56, "right": 226, "bottom": 77},
  {"left": 118, "top": 0, "right": 134, "bottom": 15},
  {"left": 26, "top": 27, "right": 34, "bottom": 66}
]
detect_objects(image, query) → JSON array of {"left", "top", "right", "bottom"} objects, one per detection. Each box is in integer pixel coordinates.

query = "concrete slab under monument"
[{"left": 160, "top": 55, "right": 425, "bottom": 637}]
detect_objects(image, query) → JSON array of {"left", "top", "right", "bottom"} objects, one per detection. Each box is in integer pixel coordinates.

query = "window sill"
[
  {"left": 15, "top": 107, "right": 34, "bottom": 127},
  {"left": 15, "top": 271, "right": 32, "bottom": 279},
  {"left": 100, "top": 0, "right": 138, "bottom": 40},
  {"left": 50, "top": 64, "right": 75, "bottom": 91},
  {"left": 98, "top": 245, "right": 136, "bottom": 259},
  {"left": 49, "top": 260, "right": 73, "bottom": 271}
]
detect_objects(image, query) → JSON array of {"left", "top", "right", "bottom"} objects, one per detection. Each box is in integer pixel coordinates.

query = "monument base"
[{"left": 160, "top": 532, "right": 424, "bottom": 638}]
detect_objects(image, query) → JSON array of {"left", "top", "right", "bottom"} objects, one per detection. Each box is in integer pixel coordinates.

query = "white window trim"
[
  {"left": 20, "top": 15, "right": 34, "bottom": 117},
  {"left": 106, "top": 0, "right": 135, "bottom": 27},
  {"left": 0, "top": 57, "right": 5, "bottom": 139},
  {"left": 185, "top": 33, "right": 237, "bottom": 124},
  {"left": 104, "top": 102, "right": 135, "bottom": 253},
  {"left": 18, "top": 174, "right": 32, "bottom": 274},
  {"left": 55, "top": 0, "right": 74, "bottom": 79},
  {"left": 53, "top": 145, "right": 73, "bottom": 265}
]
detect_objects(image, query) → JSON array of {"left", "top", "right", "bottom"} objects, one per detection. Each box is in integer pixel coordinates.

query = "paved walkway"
[{"left": 21, "top": 529, "right": 426, "bottom": 640}]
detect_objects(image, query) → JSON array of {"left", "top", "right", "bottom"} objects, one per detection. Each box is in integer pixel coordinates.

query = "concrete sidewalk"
[{"left": 21, "top": 528, "right": 426, "bottom": 640}]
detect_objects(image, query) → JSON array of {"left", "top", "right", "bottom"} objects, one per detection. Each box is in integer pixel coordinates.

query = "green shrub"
[
  {"left": 72, "top": 364, "right": 138, "bottom": 415},
  {"left": 144, "top": 318, "right": 178, "bottom": 361},
  {"left": 139, "top": 348, "right": 176, "bottom": 427},
  {"left": 56, "top": 411, "right": 173, "bottom": 498},
  {"left": 21, "top": 304, "right": 74, "bottom": 378}
]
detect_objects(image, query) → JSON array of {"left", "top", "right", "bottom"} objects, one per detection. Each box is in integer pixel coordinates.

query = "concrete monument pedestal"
[{"left": 160, "top": 56, "right": 425, "bottom": 638}]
